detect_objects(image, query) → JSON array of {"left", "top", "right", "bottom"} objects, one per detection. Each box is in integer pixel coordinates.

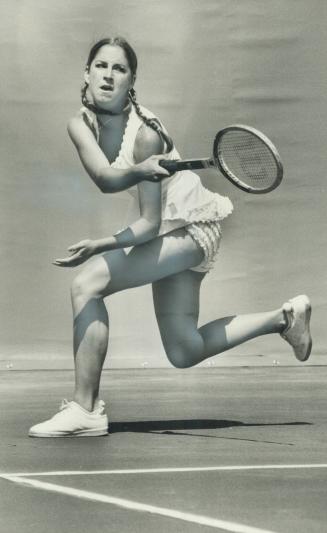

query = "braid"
[
  {"left": 81, "top": 82, "right": 89, "bottom": 109},
  {"left": 129, "top": 89, "right": 174, "bottom": 153}
]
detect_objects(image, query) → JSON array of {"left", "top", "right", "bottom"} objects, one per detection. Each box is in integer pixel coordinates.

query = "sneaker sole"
[
  {"left": 289, "top": 295, "right": 312, "bottom": 362},
  {"left": 29, "top": 428, "right": 109, "bottom": 438},
  {"left": 297, "top": 301, "right": 312, "bottom": 362}
]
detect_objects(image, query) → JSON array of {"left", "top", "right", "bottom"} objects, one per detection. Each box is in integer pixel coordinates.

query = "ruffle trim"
[
  {"left": 160, "top": 194, "right": 233, "bottom": 233},
  {"left": 186, "top": 221, "right": 222, "bottom": 272}
]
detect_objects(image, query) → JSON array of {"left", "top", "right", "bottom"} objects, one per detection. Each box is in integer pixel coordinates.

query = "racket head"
[{"left": 213, "top": 124, "right": 283, "bottom": 194}]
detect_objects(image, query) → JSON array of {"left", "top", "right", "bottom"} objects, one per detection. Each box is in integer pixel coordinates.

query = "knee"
[
  {"left": 71, "top": 268, "right": 107, "bottom": 302},
  {"left": 165, "top": 337, "right": 204, "bottom": 369},
  {"left": 168, "top": 352, "right": 193, "bottom": 369},
  {"left": 71, "top": 272, "right": 91, "bottom": 302}
]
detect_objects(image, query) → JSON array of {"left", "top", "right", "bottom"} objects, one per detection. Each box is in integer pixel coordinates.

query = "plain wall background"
[{"left": 1, "top": 0, "right": 326, "bottom": 369}]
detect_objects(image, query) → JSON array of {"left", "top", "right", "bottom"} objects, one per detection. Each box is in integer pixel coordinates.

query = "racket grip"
[
  {"left": 159, "top": 159, "right": 180, "bottom": 173},
  {"left": 159, "top": 159, "right": 211, "bottom": 172}
]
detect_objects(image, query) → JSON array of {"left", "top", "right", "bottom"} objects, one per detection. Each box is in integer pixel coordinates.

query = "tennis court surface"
[{"left": 1, "top": 365, "right": 326, "bottom": 533}]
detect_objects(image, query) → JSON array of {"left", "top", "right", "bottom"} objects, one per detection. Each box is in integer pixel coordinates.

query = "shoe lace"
[
  {"left": 59, "top": 399, "right": 71, "bottom": 411},
  {"left": 98, "top": 400, "right": 106, "bottom": 415},
  {"left": 282, "top": 303, "right": 294, "bottom": 334},
  {"left": 59, "top": 399, "right": 106, "bottom": 414}
]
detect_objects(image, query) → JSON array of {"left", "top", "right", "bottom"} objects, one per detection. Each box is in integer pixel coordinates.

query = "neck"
[
  {"left": 96, "top": 100, "right": 132, "bottom": 129},
  {"left": 86, "top": 98, "right": 131, "bottom": 117}
]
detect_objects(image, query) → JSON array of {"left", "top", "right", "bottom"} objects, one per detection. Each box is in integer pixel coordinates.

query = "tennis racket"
[{"left": 159, "top": 124, "right": 283, "bottom": 194}]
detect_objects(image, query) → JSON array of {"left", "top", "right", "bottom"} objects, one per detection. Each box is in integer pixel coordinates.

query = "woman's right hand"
[
  {"left": 134, "top": 154, "right": 171, "bottom": 183},
  {"left": 53, "top": 239, "right": 98, "bottom": 267}
]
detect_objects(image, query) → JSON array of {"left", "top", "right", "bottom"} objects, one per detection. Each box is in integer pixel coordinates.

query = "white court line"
[
  {"left": 2, "top": 463, "right": 327, "bottom": 477},
  {"left": 1, "top": 474, "right": 278, "bottom": 533}
]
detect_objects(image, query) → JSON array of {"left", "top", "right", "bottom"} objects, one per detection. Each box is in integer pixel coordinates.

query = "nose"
[{"left": 104, "top": 66, "right": 114, "bottom": 80}]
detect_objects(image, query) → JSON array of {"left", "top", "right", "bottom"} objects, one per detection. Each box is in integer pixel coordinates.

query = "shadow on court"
[
  {"left": 110, "top": 418, "right": 311, "bottom": 433},
  {"left": 110, "top": 418, "right": 312, "bottom": 446}
]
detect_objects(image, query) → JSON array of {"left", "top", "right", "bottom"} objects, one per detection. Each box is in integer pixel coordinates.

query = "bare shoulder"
[
  {"left": 134, "top": 122, "right": 165, "bottom": 163},
  {"left": 67, "top": 112, "right": 93, "bottom": 147},
  {"left": 67, "top": 110, "right": 86, "bottom": 133}
]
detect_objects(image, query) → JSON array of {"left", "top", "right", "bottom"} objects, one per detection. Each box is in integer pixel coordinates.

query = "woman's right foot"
[
  {"left": 281, "top": 294, "right": 312, "bottom": 362},
  {"left": 29, "top": 399, "right": 109, "bottom": 437}
]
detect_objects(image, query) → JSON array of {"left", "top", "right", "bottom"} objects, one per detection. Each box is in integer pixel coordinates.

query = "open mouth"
[{"left": 100, "top": 84, "right": 113, "bottom": 92}]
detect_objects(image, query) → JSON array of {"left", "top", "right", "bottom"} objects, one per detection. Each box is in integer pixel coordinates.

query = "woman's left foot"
[{"left": 281, "top": 295, "right": 312, "bottom": 362}]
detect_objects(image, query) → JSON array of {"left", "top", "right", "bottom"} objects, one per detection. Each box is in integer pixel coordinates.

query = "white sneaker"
[
  {"left": 281, "top": 295, "right": 312, "bottom": 362},
  {"left": 29, "top": 399, "right": 109, "bottom": 437}
]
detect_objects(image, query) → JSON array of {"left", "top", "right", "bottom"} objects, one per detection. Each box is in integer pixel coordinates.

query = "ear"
[
  {"left": 130, "top": 74, "right": 136, "bottom": 89},
  {"left": 84, "top": 69, "right": 90, "bottom": 85}
]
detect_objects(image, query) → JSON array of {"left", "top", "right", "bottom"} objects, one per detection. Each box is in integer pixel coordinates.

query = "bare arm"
[
  {"left": 105, "top": 123, "right": 163, "bottom": 246},
  {"left": 67, "top": 115, "right": 169, "bottom": 193},
  {"left": 94, "top": 177, "right": 161, "bottom": 252},
  {"left": 54, "top": 124, "right": 165, "bottom": 266}
]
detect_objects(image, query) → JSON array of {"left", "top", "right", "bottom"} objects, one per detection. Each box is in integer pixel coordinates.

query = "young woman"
[{"left": 29, "top": 37, "right": 312, "bottom": 437}]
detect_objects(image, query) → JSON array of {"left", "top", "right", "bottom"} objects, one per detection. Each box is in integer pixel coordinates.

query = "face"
[{"left": 85, "top": 45, "right": 135, "bottom": 112}]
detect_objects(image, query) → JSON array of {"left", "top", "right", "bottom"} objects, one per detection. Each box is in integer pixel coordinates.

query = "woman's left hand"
[{"left": 53, "top": 239, "right": 98, "bottom": 267}]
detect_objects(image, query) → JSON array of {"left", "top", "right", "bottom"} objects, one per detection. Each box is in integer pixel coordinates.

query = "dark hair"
[{"left": 81, "top": 37, "right": 173, "bottom": 153}]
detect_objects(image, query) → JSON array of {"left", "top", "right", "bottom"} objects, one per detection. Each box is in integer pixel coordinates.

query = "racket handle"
[{"left": 159, "top": 158, "right": 213, "bottom": 172}]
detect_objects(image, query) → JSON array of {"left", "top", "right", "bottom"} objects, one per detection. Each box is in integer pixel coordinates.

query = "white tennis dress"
[{"left": 81, "top": 104, "right": 233, "bottom": 272}]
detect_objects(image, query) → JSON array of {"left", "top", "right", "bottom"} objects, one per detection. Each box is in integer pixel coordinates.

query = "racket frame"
[
  {"left": 213, "top": 124, "right": 284, "bottom": 194},
  {"left": 159, "top": 124, "right": 283, "bottom": 194}
]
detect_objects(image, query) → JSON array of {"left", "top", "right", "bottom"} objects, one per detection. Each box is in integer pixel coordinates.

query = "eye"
[
  {"left": 95, "top": 62, "right": 106, "bottom": 68},
  {"left": 114, "top": 64, "right": 127, "bottom": 73}
]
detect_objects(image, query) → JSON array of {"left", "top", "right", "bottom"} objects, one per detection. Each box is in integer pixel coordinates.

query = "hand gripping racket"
[{"left": 159, "top": 124, "right": 283, "bottom": 194}]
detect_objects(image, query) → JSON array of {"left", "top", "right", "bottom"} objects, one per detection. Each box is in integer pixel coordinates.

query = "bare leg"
[
  {"left": 153, "top": 270, "right": 287, "bottom": 368},
  {"left": 72, "top": 296, "right": 109, "bottom": 411},
  {"left": 70, "top": 227, "right": 288, "bottom": 410},
  {"left": 70, "top": 229, "right": 205, "bottom": 411},
  {"left": 198, "top": 309, "right": 286, "bottom": 360}
]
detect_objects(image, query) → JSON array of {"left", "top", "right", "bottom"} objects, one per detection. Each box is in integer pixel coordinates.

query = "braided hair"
[
  {"left": 81, "top": 37, "right": 174, "bottom": 153},
  {"left": 128, "top": 88, "right": 173, "bottom": 153}
]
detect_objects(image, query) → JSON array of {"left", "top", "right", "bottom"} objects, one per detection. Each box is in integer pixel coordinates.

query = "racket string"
[{"left": 218, "top": 131, "right": 278, "bottom": 189}]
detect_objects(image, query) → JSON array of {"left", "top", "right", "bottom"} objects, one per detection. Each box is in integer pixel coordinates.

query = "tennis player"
[{"left": 29, "top": 37, "right": 312, "bottom": 437}]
